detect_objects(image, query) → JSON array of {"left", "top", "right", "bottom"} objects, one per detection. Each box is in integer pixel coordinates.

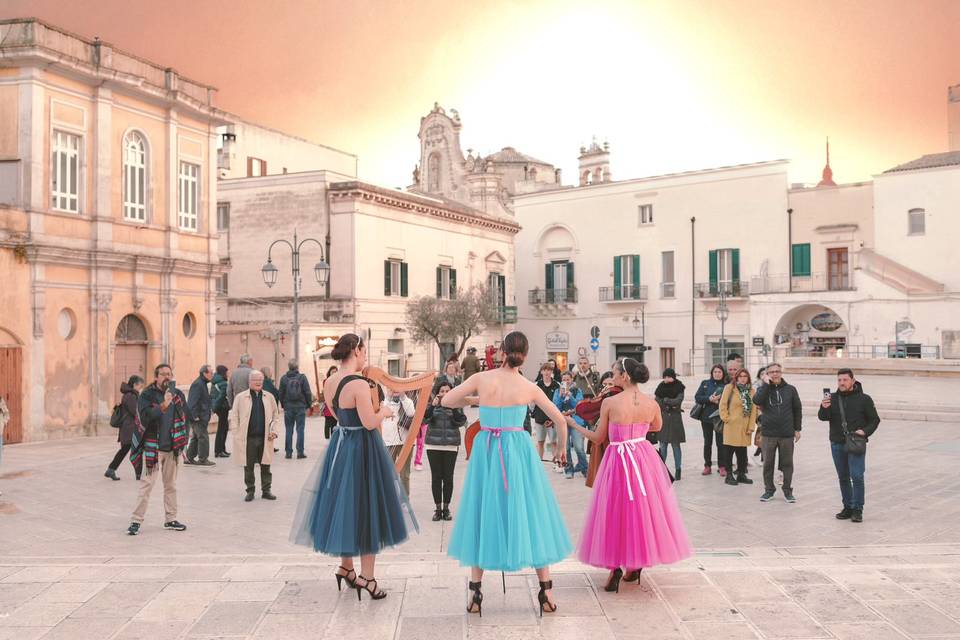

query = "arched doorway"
[
  {"left": 115, "top": 315, "right": 148, "bottom": 399},
  {"left": 0, "top": 327, "right": 23, "bottom": 444},
  {"left": 774, "top": 304, "right": 847, "bottom": 357}
]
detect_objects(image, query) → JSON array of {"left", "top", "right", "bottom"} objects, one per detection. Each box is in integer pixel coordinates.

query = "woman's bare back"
[
  {"left": 605, "top": 387, "right": 662, "bottom": 428},
  {"left": 470, "top": 368, "right": 540, "bottom": 406}
]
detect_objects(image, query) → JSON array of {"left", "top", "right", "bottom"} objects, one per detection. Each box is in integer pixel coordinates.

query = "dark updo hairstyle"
[
  {"left": 615, "top": 357, "right": 649, "bottom": 384},
  {"left": 501, "top": 331, "right": 528, "bottom": 368},
  {"left": 331, "top": 333, "right": 364, "bottom": 361}
]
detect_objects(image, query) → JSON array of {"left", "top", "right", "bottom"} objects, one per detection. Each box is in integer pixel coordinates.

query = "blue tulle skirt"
[
  {"left": 290, "top": 426, "right": 418, "bottom": 556},
  {"left": 448, "top": 429, "right": 572, "bottom": 571}
]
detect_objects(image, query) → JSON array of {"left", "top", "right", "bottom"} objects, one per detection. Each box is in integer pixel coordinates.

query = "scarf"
[
  {"left": 655, "top": 379, "right": 685, "bottom": 399},
  {"left": 129, "top": 389, "right": 188, "bottom": 474},
  {"left": 737, "top": 383, "right": 753, "bottom": 417}
]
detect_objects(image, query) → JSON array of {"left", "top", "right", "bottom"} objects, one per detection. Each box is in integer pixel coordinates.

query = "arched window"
[
  {"left": 427, "top": 153, "right": 441, "bottom": 192},
  {"left": 123, "top": 131, "right": 147, "bottom": 222},
  {"left": 115, "top": 314, "right": 148, "bottom": 343},
  {"left": 908, "top": 208, "right": 925, "bottom": 235}
]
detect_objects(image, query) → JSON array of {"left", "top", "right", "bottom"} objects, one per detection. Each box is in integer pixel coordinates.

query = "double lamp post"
[{"left": 261, "top": 229, "right": 329, "bottom": 361}]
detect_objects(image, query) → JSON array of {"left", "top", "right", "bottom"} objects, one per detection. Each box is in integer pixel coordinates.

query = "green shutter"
[
  {"left": 732, "top": 249, "right": 740, "bottom": 282},
  {"left": 792, "top": 244, "right": 810, "bottom": 277},
  {"left": 400, "top": 262, "right": 409, "bottom": 297},
  {"left": 613, "top": 256, "right": 622, "bottom": 300},
  {"left": 631, "top": 254, "right": 640, "bottom": 297},
  {"left": 708, "top": 250, "right": 718, "bottom": 294},
  {"left": 384, "top": 260, "right": 391, "bottom": 296},
  {"left": 450, "top": 268, "right": 457, "bottom": 300},
  {"left": 498, "top": 274, "right": 506, "bottom": 307},
  {"left": 436, "top": 266, "right": 443, "bottom": 298},
  {"left": 545, "top": 263, "right": 554, "bottom": 290},
  {"left": 566, "top": 262, "right": 575, "bottom": 294}
]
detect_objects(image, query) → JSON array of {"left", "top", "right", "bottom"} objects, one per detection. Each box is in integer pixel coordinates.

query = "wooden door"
[
  {"left": 0, "top": 347, "right": 23, "bottom": 444},
  {"left": 828, "top": 248, "right": 849, "bottom": 290},
  {"left": 114, "top": 344, "right": 147, "bottom": 403}
]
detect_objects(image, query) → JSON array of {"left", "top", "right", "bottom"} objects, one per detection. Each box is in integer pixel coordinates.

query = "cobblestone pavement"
[{"left": 1, "top": 409, "right": 958, "bottom": 639}]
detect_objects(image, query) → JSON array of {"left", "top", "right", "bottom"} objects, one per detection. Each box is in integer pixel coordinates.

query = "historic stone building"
[{"left": 0, "top": 19, "right": 227, "bottom": 442}]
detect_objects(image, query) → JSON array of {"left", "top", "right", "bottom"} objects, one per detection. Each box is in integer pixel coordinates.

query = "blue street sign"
[{"left": 589, "top": 337, "right": 600, "bottom": 351}]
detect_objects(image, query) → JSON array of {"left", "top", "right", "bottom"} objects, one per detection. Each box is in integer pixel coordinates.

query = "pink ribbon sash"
[{"left": 481, "top": 426, "right": 524, "bottom": 492}]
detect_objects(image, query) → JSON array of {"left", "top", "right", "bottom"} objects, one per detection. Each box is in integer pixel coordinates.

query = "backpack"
[
  {"left": 286, "top": 374, "right": 305, "bottom": 404},
  {"left": 109, "top": 403, "right": 124, "bottom": 428}
]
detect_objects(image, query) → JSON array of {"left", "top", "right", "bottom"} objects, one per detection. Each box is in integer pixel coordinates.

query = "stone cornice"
[{"left": 328, "top": 181, "right": 521, "bottom": 235}]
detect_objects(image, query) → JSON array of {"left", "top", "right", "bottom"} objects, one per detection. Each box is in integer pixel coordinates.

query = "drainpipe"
[
  {"left": 690, "top": 216, "right": 696, "bottom": 372},
  {"left": 787, "top": 208, "right": 793, "bottom": 293}
]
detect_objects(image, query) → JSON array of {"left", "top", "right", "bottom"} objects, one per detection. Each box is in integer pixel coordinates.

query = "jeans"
[
  {"left": 659, "top": 441, "right": 682, "bottom": 470},
  {"left": 284, "top": 408, "right": 306, "bottom": 455},
  {"left": 700, "top": 421, "right": 723, "bottom": 466},
  {"left": 186, "top": 418, "right": 210, "bottom": 462},
  {"left": 427, "top": 449, "right": 457, "bottom": 505},
  {"left": 565, "top": 425, "right": 588, "bottom": 475},
  {"left": 761, "top": 436, "right": 795, "bottom": 493},
  {"left": 831, "top": 442, "right": 865, "bottom": 510}
]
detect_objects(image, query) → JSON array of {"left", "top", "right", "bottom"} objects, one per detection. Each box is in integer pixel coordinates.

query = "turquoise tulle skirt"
[
  {"left": 448, "top": 405, "right": 572, "bottom": 571},
  {"left": 290, "top": 416, "right": 418, "bottom": 556}
]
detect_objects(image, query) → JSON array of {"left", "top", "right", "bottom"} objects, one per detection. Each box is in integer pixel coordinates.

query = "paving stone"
[
  {"left": 871, "top": 601, "right": 960, "bottom": 635},
  {"left": 528, "top": 586, "right": 602, "bottom": 617},
  {"left": 826, "top": 570, "right": 919, "bottom": 601},
  {"left": 786, "top": 584, "right": 881, "bottom": 623},
  {"left": 708, "top": 571, "right": 784, "bottom": 603},
  {"left": 824, "top": 622, "right": 909, "bottom": 640},
  {"left": 187, "top": 600, "right": 268, "bottom": 636},
  {"left": 40, "top": 616, "right": 128, "bottom": 639},
  {"left": 111, "top": 566, "right": 176, "bottom": 582},
  {"left": 467, "top": 626, "right": 542, "bottom": 640},
  {"left": 649, "top": 571, "right": 711, "bottom": 587},
  {"left": 68, "top": 581, "right": 164, "bottom": 619},
  {"left": 325, "top": 582, "right": 403, "bottom": 637},
  {"left": 0, "top": 568, "right": 24, "bottom": 581},
  {"left": 401, "top": 575, "right": 468, "bottom": 617},
  {"left": 59, "top": 566, "right": 126, "bottom": 582},
  {"left": 113, "top": 619, "right": 190, "bottom": 639},
  {"left": 658, "top": 585, "right": 741, "bottom": 622},
  {"left": 166, "top": 565, "right": 231, "bottom": 582},
  {"left": 0, "top": 567, "right": 73, "bottom": 584},
  {"left": 33, "top": 581, "right": 107, "bottom": 603},
  {"left": 0, "top": 583, "right": 51, "bottom": 614},
  {"left": 396, "top": 615, "right": 465, "bottom": 640},
  {"left": 268, "top": 580, "right": 340, "bottom": 615},
  {"left": 464, "top": 587, "right": 537, "bottom": 627},
  {"left": 766, "top": 569, "right": 832, "bottom": 586},
  {"left": 0, "top": 628, "right": 48, "bottom": 640},
  {"left": 224, "top": 564, "right": 281, "bottom": 581},
  {"left": 0, "top": 601, "right": 80, "bottom": 627},
  {"left": 252, "top": 613, "right": 331, "bottom": 639},
  {"left": 605, "top": 600, "right": 683, "bottom": 638},
  {"left": 216, "top": 580, "right": 285, "bottom": 602},
  {"left": 737, "top": 602, "right": 829, "bottom": 638},
  {"left": 683, "top": 621, "right": 762, "bottom": 639}
]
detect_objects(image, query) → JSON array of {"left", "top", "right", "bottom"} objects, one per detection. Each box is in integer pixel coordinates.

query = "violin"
[{"left": 574, "top": 385, "right": 623, "bottom": 425}]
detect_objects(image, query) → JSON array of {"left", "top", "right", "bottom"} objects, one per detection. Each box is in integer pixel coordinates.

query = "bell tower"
[{"left": 578, "top": 137, "right": 611, "bottom": 186}]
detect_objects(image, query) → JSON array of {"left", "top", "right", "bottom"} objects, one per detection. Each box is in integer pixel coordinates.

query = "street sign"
[
  {"left": 752, "top": 336, "right": 765, "bottom": 347},
  {"left": 590, "top": 325, "right": 600, "bottom": 339},
  {"left": 590, "top": 337, "right": 600, "bottom": 351}
]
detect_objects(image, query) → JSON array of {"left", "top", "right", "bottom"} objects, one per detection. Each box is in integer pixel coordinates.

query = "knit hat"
[{"left": 662, "top": 368, "right": 677, "bottom": 379}]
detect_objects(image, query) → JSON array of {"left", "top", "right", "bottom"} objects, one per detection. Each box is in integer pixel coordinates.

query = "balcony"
[
  {"left": 750, "top": 273, "right": 856, "bottom": 295},
  {"left": 493, "top": 305, "right": 518, "bottom": 324},
  {"left": 599, "top": 285, "right": 648, "bottom": 302},
  {"left": 529, "top": 288, "right": 578, "bottom": 305},
  {"left": 694, "top": 280, "right": 748, "bottom": 298}
]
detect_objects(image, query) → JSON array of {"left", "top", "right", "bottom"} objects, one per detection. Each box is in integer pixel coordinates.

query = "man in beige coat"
[{"left": 230, "top": 370, "right": 280, "bottom": 502}]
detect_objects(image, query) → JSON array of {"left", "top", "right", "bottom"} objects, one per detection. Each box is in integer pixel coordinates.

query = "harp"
[{"left": 363, "top": 366, "right": 436, "bottom": 473}]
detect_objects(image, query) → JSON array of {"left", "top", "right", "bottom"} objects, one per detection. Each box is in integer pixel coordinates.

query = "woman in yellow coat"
[{"left": 718, "top": 368, "right": 757, "bottom": 486}]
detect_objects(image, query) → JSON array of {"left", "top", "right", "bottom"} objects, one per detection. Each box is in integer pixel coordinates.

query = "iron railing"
[
  {"left": 694, "top": 281, "right": 748, "bottom": 298},
  {"left": 750, "top": 273, "right": 854, "bottom": 294},
  {"left": 528, "top": 288, "right": 578, "bottom": 304},
  {"left": 599, "top": 285, "right": 648, "bottom": 302}
]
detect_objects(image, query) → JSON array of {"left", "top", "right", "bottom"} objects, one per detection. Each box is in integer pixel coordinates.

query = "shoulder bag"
[{"left": 839, "top": 395, "right": 867, "bottom": 456}]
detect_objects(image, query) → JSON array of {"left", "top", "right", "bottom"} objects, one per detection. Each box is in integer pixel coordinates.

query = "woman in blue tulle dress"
[
  {"left": 290, "top": 333, "right": 417, "bottom": 601},
  {"left": 442, "top": 331, "right": 572, "bottom": 617}
]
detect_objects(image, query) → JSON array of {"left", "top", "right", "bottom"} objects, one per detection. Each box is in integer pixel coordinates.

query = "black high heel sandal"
[
  {"left": 623, "top": 568, "right": 643, "bottom": 583},
  {"left": 604, "top": 568, "right": 624, "bottom": 593},
  {"left": 537, "top": 580, "right": 557, "bottom": 617},
  {"left": 355, "top": 575, "right": 387, "bottom": 601},
  {"left": 334, "top": 566, "right": 357, "bottom": 592},
  {"left": 467, "top": 581, "right": 483, "bottom": 617}
]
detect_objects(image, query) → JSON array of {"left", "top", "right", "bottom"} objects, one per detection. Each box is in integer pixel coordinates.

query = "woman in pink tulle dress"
[{"left": 571, "top": 358, "right": 693, "bottom": 593}]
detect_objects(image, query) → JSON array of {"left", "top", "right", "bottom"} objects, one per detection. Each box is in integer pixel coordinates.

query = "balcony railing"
[
  {"left": 750, "top": 273, "right": 854, "bottom": 295},
  {"left": 494, "top": 306, "right": 518, "bottom": 324},
  {"left": 694, "top": 281, "right": 748, "bottom": 298},
  {"left": 529, "top": 288, "right": 578, "bottom": 304},
  {"left": 599, "top": 285, "right": 648, "bottom": 302}
]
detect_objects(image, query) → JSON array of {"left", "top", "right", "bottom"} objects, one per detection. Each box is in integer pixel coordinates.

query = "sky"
[{"left": 6, "top": 0, "right": 958, "bottom": 188}]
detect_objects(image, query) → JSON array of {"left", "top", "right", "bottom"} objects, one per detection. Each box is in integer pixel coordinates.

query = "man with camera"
[
  {"left": 127, "top": 363, "right": 190, "bottom": 535},
  {"left": 818, "top": 368, "right": 880, "bottom": 523}
]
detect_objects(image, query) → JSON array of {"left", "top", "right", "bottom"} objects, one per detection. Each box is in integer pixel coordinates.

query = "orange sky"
[{"left": 6, "top": 0, "right": 958, "bottom": 187}]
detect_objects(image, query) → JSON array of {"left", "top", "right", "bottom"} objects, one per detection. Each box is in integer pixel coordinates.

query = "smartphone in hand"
[{"left": 822, "top": 387, "right": 831, "bottom": 399}]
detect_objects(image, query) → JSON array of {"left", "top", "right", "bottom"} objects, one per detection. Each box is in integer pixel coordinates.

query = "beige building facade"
[{"left": 0, "top": 19, "right": 227, "bottom": 442}]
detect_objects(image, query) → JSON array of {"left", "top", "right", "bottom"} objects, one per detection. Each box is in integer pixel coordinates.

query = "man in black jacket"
[
  {"left": 532, "top": 362, "right": 561, "bottom": 465},
  {"left": 818, "top": 369, "right": 880, "bottom": 523},
  {"left": 186, "top": 365, "right": 215, "bottom": 466},
  {"left": 279, "top": 359, "right": 313, "bottom": 460},
  {"left": 753, "top": 363, "right": 802, "bottom": 503}
]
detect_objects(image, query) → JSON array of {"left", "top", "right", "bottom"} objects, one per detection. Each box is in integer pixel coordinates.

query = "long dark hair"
[
  {"left": 326, "top": 365, "right": 339, "bottom": 378},
  {"left": 709, "top": 364, "right": 726, "bottom": 382}
]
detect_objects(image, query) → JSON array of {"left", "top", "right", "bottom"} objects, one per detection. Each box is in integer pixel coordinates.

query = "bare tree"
[{"left": 406, "top": 284, "right": 499, "bottom": 364}]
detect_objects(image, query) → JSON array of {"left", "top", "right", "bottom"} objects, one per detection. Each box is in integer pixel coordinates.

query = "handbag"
[
  {"left": 689, "top": 402, "right": 705, "bottom": 421},
  {"left": 838, "top": 395, "right": 867, "bottom": 456}
]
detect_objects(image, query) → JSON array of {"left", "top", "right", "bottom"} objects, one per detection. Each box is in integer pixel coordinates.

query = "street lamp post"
[
  {"left": 261, "top": 228, "right": 330, "bottom": 362},
  {"left": 716, "top": 288, "right": 729, "bottom": 364}
]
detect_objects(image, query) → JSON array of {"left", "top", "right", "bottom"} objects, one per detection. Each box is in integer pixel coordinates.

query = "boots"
[
  {"left": 432, "top": 505, "right": 443, "bottom": 522},
  {"left": 674, "top": 468, "right": 682, "bottom": 481},
  {"left": 724, "top": 470, "right": 738, "bottom": 485},
  {"left": 736, "top": 471, "right": 754, "bottom": 485},
  {"left": 104, "top": 468, "right": 120, "bottom": 481}
]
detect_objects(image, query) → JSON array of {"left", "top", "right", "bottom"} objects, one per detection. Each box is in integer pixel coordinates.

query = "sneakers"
[
  {"left": 196, "top": 460, "right": 215, "bottom": 467},
  {"left": 414, "top": 464, "right": 423, "bottom": 471},
  {"left": 297, "top": 453, "right": 308, "bottom": 460},
  {"left": 724, "top": 474, "right": 738, "bottom": 486},
  {"left": 244, "top": 492, "right": 255, "bottom": 502},
  {"left": 127, "top": 522, "right": 140, "bottom": 536},
  {"left": 183, "top": 459, "right": 196, "bottom": 465},
  {"left": 718, "top": 467, "right": 727, "bottom": 477},
  {"left": 262, "top": 492, "right": 277, "bottom": 501},
  {"left": 104, "top": 468, "right": 120, "bottom": 481},
  {"left": 760, "top": 491, "right": 776, "bottom": 502},
  {"left": 836, "top": 507, "right": 853, "bottom": 520},
  {"left": 851, "top": 509, "right": 863, "bottom": 523},
  {"left": 702, "top": 465, "right": 712, "bottom": 476},
  {"left": 784, "top": 492, "right": 796, "bottom": 503},
  {"left": 163, "top": 520, "right": 187, "bottom": 532},
  {"left": 285, "top": 453, "right": 293, "bottom": 460},
  {"left": 564, "top": 471, "right": 574, "bottom": 479},
  {"left": 736, "top": 474, "right": 754, "bottom": 485}
]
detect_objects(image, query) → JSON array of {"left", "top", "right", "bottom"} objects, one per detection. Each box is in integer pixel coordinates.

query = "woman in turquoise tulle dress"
[{"left": 442, "top": 331, "right": 572, "bottom": 617}]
